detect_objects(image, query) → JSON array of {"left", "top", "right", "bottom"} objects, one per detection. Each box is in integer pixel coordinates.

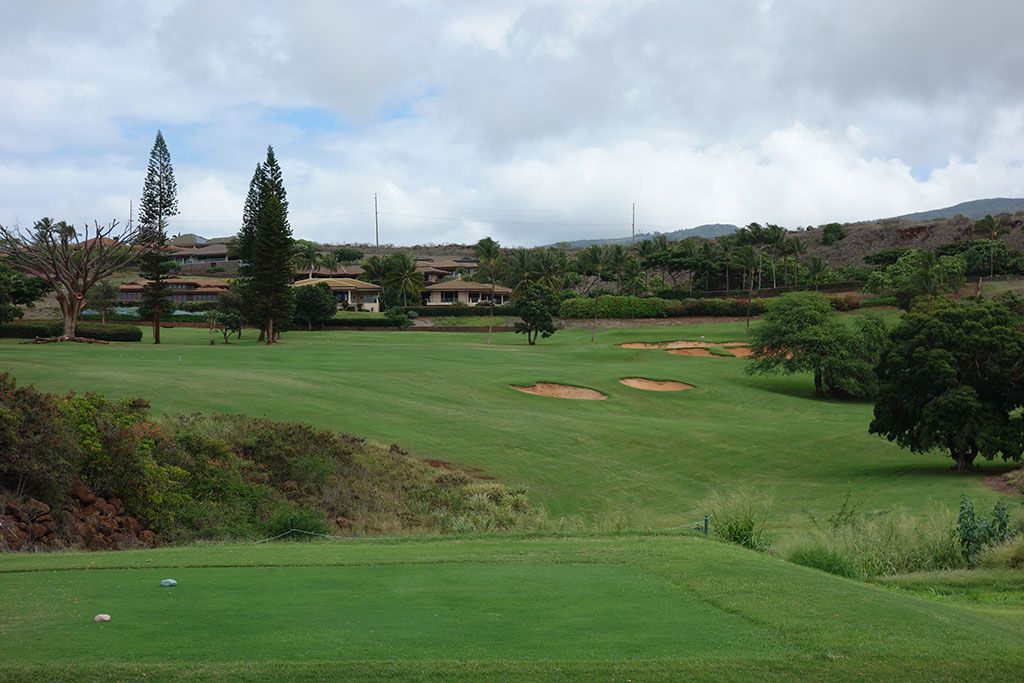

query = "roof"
[
  {"left": 291, "top": 278, "right": 381, "bottom": 291},
  {"left": 118, "top": 277, "right": 230, "bottom": 291},
  {"left": 430, "top": 259, "right": 478, "bottom": 270},
  {"left": 425, "top": 280, "right": 511, "bottom": 293},
  {"left": 415, "top": 265, "right": 449, "bottom": 275},
  {"left": 170, "top": 244, "right": 228, "bottom": 256},
  {"left": 297, "top": 265, "right": 365, "bottom": 277},
  {"left": 168, "top": 233, "right": 209, "bottom": 247}
]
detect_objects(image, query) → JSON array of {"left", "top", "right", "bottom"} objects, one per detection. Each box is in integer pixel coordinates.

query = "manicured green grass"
[
  {"left": 332, "top": 310, "right": 385, "bottom": 320},
  {"left": 2, "top": 535, "right": 1023, "bottom": 680},
  {"left": 0, "top": 312, "right": 1000, "bottom": 531},
  {"left": 421, "top": 315, "right": 518, "bottom": 327},
  {"left": 980, "top": 277, "right": 1024, "bottom": 298}
]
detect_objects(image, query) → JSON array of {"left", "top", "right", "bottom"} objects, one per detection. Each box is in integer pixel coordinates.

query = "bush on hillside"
[
  {"left": 0, "top": 375, "right": 545, "bottom": 546},
  {"left": 325, "top": 317, "right": 407, "bottom": 328}
]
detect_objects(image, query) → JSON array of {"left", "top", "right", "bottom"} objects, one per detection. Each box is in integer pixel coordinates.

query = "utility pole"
[
  {"left": 374, "top": 193, "right": 379, "bottom": 247},
  {"left": 631, "top": 202, "right": 635, "bottom": 243}
]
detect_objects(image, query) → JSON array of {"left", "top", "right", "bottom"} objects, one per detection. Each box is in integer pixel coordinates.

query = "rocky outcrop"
[{"left": 0, "top": 486, "right": 160, "bottom": 552}]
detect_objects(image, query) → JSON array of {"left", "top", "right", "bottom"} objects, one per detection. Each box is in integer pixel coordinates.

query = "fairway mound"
[
  {"left": 620, "top": 378, "right": 693, "bottom": 392},
  {"left": 512, "top": 383, "right": 607, "bottom": 400}
]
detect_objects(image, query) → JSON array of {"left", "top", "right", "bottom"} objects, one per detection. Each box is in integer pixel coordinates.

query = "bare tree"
[{"left": 0, "top": 218, "right": 144, "bottom": 341}]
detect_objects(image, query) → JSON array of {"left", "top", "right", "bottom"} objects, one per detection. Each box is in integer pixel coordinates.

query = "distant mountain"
[
  {"left": 893, "top": 198, "right": 1024, "bottom": 222},
  {"left": 547, "top": 223, "right": 738, "bottom": 248}
]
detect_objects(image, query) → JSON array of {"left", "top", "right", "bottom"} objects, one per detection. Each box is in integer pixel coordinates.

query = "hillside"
[
  {"left": 893, "top": 197, "right": 1024, "bottom": 222},
  {"left": 801, "top": 211, "right": 1024, "bottom": 267},
  {"left": 547, "top": 223, "right": 739, "bottom": 248}
]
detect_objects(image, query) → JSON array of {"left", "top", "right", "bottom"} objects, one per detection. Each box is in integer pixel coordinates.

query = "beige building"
[
  {"left": 424, "top": 280, "right": 512, "bottom": 307},
  {"left": 291, "top": 277, "right": 382, "bottom": 312}
]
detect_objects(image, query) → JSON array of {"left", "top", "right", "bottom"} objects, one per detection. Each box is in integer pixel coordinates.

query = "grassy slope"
[
  {"left": 0, "top": 313, "right": 1003, "bottom": 531},
  {"left": 2, "top": 535, "right": 1023, "bottom": 681}
]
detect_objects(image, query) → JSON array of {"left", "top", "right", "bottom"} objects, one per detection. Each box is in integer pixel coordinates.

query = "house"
[
  {"left": 415, "top": 257, "right": 479, "bottom": 277},
  {"left": 291, "top": 278, "right": 382, "bottom": 312},
  {"left": 119, "top": 277, "right": 230, "bottom": 304},
  {"left": 423, "top": 279, "right": 511, "bottom": 306},
  {"left": 294, "top": 264, "right": 365, "bottom": 280},
  {"left": 170, "top": 243, "right": 230, "bottom": 265},
  {"left": 415, "top": 264, "right": 449, "bottom": 285},
  {"left": 168, "top": 233, "right": 210, "bottom": 247}
]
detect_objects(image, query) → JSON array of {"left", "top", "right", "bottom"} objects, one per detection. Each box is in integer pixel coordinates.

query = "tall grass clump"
[
  {"left": 703, "top": 488, "right": 773, "bottom": 551},
  {"left": 785, "top": 507, "right": 962, "bottom": 579}
]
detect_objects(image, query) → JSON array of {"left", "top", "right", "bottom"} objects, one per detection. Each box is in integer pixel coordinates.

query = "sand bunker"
[
  {"left": 728, "top": 346, "right": 754, "bottom": 358},
  {"left": 666, "top": 348, "right": 715, "bottom": 357},
  {"left": 619, "top": 377, "right": 694, "bottom": 392},
  {"left": 512, "top": 383, "right": 608, "bottom": 400},
  {"left": 619, "top": 340, "right": 751, "bottom": 351}
]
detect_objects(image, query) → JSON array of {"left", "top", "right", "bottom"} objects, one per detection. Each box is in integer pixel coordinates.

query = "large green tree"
[
  {"left": 869, "top": 297, "right": 1024, "bottom": 471},
  {"left": 747, "top": 292, "right": 886, "bottom": 398},
  {"left": 513, "top": 281, "right": 559, "bottom": 345},
  {"left": 865, "top": 249, "right": 965, "bottom": 309},
  {"left": 138, "top": 130, "right": 179, "bottom": 344},
  {"left": 0, "top": 260, "right": 46, "bottom": 324},
  {"left": 237, "top": 146, "right": 295, "bottom": 344},
  {"left": 293, "top": 282, "right": 337, "bottom": 330}
]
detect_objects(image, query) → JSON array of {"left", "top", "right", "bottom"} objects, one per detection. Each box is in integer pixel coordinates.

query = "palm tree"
[
  {"left": 320, "top": 251, "right": 340, "bottom": 276},
  {"left": 806, "top": 256, "right": 827, "bottom": 290},
  {"left": 577, "top": 244, "right": 611, "bottom": 342},
  {"left": 973, "top": 214, "right": 1009, "bottom": 277},
  {"left": 785, "top": 236, "right": 807, "bottom": 286},
  {"left": 606, "top": 244, "right": 630, "bottom": 292},
  {"left": 361, "top": 255, "right": 390, "bottom": 306},
  {"left": 295, "top": 241, "right": 321, "bottom": 279},
  {"left": 502, "top": 248, "right": 533, "bottom": 295},
  {"left": 763, "top": 224, "right": 787, "bottom": 288},
  {"left": 534, "top": 248, "right": 568, "bottom": 292},
  {"left": 474, "top": 237, "right": 502, "bottom": 344},
  {"left": 732, "top": 245, "right": 760, "bottom": 332},
  {"left": 384, "top": 252, "right": 423, "bottom": 307}
]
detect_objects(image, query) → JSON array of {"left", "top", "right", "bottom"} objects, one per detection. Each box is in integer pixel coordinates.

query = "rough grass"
[{"left": 3, "top": 535, "right": 1024, "bottom": 680}]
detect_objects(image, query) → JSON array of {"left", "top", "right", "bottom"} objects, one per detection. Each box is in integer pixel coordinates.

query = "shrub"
[
  {"left": 860, "top": 295, "right": 899, "bottom": 308},
  {"left": 179, "top": 301, "right": 220, "bottom": 312},
  {"left": 957, "top": 496, "right": 1014, "bottom": 563},
  {"left": 664, "top": 298, "right": 770, "bottom": 317},
  {"left": 785, "top": 508, "right": 963, "bottom": 578},
  {"left": 559, "top": 296, "right": 668, "bottom": 319},
  {"left": 0, "top": 321, "right": 61, "bottom": 338},
  {"left": 979, "top": 537, "right": 1024, "bottom": 569},
  {"left": 403, "top": 305, "right": 516, "bottom": 317},
  {"left": 325, "top": 317, "right": 406, "bottom": 328},
  {"left": 704, "top": 488, "right": 772, "bottom": 551},
  {"left": 74, "top": 323, "right": 143, "bottom": 342},
  {"left": 829, "top": 295, "right": 861, "bottom": 312},
  {"left": 820, "top": 223, "right": 847, "bottom": 245},
  {"left": 384, "top": 307, "right": 412, "bottom": 327},
  {"left": 0, "top": 373, "right": 82, "bottom": 504},
  {"left": 0, "top": 321, "right": 142, "bottom": 341},
  {"left": 264, "top": 505, "right": 331, "bottom": 540}
]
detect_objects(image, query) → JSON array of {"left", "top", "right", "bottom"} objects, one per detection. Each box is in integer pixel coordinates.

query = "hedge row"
[
  {"left": 656, "top": 281, "right": 867, "bottom": 300},
  {"left": 402, "top": 305, "right": 517, "bottom": 317},
  {"left": 80, "top": 312, "right": 208, "bottom": 322},
  {"left": 559, "top": 296, "right": 769, "bottom": 319},
  {"left": 324, "top": 318, "right": 407, "bottom": 328},
  {"left": 0, "top": 321, "right": 143, "bottom": 341}
]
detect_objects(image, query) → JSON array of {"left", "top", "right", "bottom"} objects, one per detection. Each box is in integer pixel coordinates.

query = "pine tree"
[
  {"left": 138, "top": 130, "right": 179, "bottom": 344},
  {"left": 236, "top": 146, "right": 295, "bottom": 344}
]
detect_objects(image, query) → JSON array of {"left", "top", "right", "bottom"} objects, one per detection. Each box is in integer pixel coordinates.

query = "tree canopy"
[
  {"left": 513, "top": 281, "right": 559, "bottom": 345},
  {"left": 293, "top": 282, "right": 337, "bottom": 330},
  {"left": 746, "top": 292, "right": 886, "bottom": 398},
  {"left": 869, "top": 297, "right": 1024, "bottom": 471},
  {"left": 138, "top": 130, "right": 179, "bottom": 344}
]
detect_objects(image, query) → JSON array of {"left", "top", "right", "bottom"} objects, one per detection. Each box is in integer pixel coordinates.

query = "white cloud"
[{"left": 0, "top": 0, "right": 1022, "bottom": 245}]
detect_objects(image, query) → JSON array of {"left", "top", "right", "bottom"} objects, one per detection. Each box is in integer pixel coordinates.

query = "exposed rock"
[{"left": 0, "top": 485, "right": 161, "bottom": 552}]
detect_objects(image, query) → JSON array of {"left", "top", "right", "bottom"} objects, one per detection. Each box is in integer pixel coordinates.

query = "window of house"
[
  {"left": 469, "top": 292, "right": 480, "bottom": 303},
  {"left": 441, "top": 291, "right": 458, "bottom": 303}
]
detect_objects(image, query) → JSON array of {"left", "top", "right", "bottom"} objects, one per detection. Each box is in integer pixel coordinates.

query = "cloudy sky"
[{"left": 2, "top": 1, "right": 1023, "bottom": 246}]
